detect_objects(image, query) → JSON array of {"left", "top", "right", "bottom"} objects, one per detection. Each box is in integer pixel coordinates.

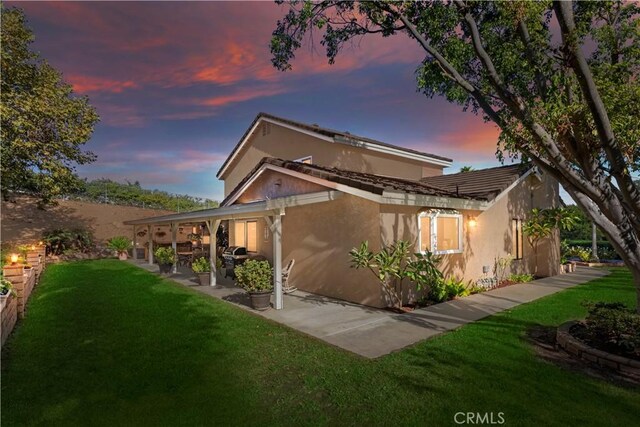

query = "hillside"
[
  {"left": 74, "top": 179, "right": 218, "bottom": 211},
  {"left": 1, "top": 196, "right": 175, "bottom": 244}
]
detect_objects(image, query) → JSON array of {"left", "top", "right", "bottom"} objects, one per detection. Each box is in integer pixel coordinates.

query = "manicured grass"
[{"left": 2, "top": 261, "right": 639, "bottom": 426}]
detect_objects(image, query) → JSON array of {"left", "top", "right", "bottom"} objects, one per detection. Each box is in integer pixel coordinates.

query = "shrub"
[
  {"left": 192, "top": 257, "right": 210, "bottom": 273},
  {"left": 580, "top": 302, "right": 640, "bottom": 356},
  {"left": 154, "top": 247, "right": 176, "bottom": 265},
  {"left": 0, "top": 276, "right": 14, "bottom": 296},
  {"left": 508, "top": 273, "right": 534, "bottom": 283},
  {"left": 43, "top": 228, "right": 94, "bottom": 255},
  {"left": 405, "top": 251, "right": 443, "bottom": 291},
  {"left": 567, "top": 246, "right": 592, "bottom": 262},
  {"left": 107, "top": 236, "right": 131, "bottom": 253},
  {"left": 444, "top": 277, "right": 470, "bottom": 299},
  {"left": 235, "top": 260, "right": 273, "bottom": 293}
]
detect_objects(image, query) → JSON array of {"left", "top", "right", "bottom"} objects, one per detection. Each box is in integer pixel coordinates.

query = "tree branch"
[{"left": 554, "top": 0, "right": 640, "bottom": 217}]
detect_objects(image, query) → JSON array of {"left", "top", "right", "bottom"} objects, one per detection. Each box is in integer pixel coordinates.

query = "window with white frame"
[
  {"left": 418, "top": 211, "right": 463, "bottom": 254},
  {"left": 234, "top": 220, "right": 258, "bottom": 252}
]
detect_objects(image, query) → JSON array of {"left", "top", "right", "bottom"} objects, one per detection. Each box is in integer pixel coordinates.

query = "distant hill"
[{"left": 69, "top": 179, "right": 218, "bottom": 212}]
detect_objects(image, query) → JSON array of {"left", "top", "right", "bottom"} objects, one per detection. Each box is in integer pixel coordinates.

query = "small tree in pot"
[
  {"left": 235, "top": 259, "right": 273, "bottom": 310},
  {"left": 154, "top": 247, "right": 176, "bottom": 274},
  {"left": 107, "top": 236, "right": 132, "bottom": 260},
  {"left": 192, "top": 257, "right": 211, "bottom": 286}
]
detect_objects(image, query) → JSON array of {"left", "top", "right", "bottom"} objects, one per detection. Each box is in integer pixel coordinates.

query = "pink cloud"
[{"left": 68, "top": 75, "right": 138, "bottom": 94}]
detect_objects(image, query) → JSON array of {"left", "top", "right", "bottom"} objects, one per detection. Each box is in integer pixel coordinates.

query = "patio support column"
[
  {"left": 206, "top": 219, "right": 221, "bottom": 286},
  {"left": 147, "top": 225, "right": 154, "bottom": 265},
  {"left": 272, "top": 212, "right": 283, "bottom": 310},
  {"left": 171, "top": 222, "right": 178, "bottom": 274},
  {"left": 132, "top": 226, "right": 138, "bottom": 260}
]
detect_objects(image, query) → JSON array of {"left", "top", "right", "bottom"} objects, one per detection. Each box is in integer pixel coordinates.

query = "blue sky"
[{"left": 14, "top": 1, "right": 509, "bottom": 202}]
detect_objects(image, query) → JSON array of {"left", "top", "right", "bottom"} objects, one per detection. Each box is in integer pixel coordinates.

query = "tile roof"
[
  {"left": 420, "top": 164, "right": 531, "bottom": 201},
  {"left": 222, "top": 158, "right": 468, "bottom": 206},
  {"left": 216, "top": 112, "right": 452, "bottom": 177},
  {"left": 222, "top": 159, "right": 531, "bottom": 207}
]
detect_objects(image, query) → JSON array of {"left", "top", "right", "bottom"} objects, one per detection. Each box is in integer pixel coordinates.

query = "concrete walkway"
[{"left": 128, "top": 260, "right": 608, "bottom": 358}]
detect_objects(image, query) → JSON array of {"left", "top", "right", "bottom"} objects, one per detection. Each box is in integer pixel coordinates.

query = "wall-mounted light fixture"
[
  {"left": 10, "top": 254, "right": 19, "bottom": 265},
  {"left": 467, "top": 216, "right": 478, "bottom": 228}
]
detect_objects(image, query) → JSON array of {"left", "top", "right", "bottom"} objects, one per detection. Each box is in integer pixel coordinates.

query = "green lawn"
[{"left": 2, "top": 260, "right": 639, "bottom": 426}]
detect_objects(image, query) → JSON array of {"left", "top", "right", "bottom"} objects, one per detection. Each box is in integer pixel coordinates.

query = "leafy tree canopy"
[
  {"left": 271, "top": 0, "right": 640, "bottom": 310},
  {"left": 1, "top": 6, "right": 99, "bottom": 207}
]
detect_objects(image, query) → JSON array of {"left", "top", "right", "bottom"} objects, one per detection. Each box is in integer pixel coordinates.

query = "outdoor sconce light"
[
  {"left": 468, "top": 216, "right": 478, "bottom": 228},
  {"left": 10, "top": 254, "right": 19, "bottom": 265},
  {"left": 30, "top": 244, "right": 36, "bottom": 250}
]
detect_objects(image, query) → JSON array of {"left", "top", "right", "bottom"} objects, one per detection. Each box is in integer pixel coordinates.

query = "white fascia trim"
[
  {"left": 125, "top": 191, "right": 341, "bottom": 226},
  {"left": 334, "top": 136, "right": 452, "bottom": 167},
  {"left": 483, "top": 167, "right": 535, "bottom": 210},
  {"left": 216, "top": 117, "right": 333, "bottom": 179},
  {"left": 238, "top": 164, "right": 384, "bottom": 204},
  {"left": 381, "top": 191, "right": 489, "bottom": 211},
  {"left": 222, "top": 164, "right": 270, "bottom": 206}
]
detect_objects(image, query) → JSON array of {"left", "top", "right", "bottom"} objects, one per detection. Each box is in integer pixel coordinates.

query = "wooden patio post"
[
  {"left": 132, "top": 226, "right": 138, "bottom": 260},
  {"left": 207, "top": 219, "right": 221, "bottom": 286},
  {"left": 147, "top": 225, "right": 154, "bottom": 265},
  {"left": 272, "top": 212, "right": 283, "bottom": 310},
  {"left": 171, "top": 222, "right": 178, "bottom": 274}
]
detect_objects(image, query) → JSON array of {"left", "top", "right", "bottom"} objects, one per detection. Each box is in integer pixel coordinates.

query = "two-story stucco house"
[{"left": 126, "top": 113, "right": 560, "bottom": 309}]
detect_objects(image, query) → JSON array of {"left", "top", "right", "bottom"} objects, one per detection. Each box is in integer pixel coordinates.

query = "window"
[
  {"left": 418, "top": 212, "right": 463, "bottom": 254},
  {"left": 234, "top": 220, "right": 258, "bottom": 252},
  {"left": 246, "top": 221, "right": 257, "bottom": 252},
  {"left": 511, "top": 219, "right": 523, "bottom": 259},
  {"left": 294, "top": 155, "right": 312, "bottom": 164},
  {"left": 234, "top": 222, "right": 246, "bottom": 248}
]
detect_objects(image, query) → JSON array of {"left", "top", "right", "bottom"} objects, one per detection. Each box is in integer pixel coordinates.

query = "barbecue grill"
[{"left": 222, "top": 246, "right": 248, "bottom": 279}]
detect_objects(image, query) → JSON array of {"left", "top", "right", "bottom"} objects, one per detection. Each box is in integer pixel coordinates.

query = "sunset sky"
[{"left": 12, "top": 1, "right": 505, "bottom": 202}]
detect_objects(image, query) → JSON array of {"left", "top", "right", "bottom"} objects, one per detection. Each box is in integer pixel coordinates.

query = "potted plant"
[
  {"left": 192, "top": 257, "right": 211, "bottom": 286},
  {"left": 234, "top": 259, "right": 273, "bottom": 310},
  {"left": 0, "top": 276, "right": 14, "bottom": 298},
  {"left": 154, "top": 247, "right": 176, "bottom": 274},
  {"left": 107, "top": 236, "right": 132, "bottom": 260}
]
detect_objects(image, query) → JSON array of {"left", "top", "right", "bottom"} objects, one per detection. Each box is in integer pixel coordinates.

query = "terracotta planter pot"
[
  {"left": 158, "top": 263, "right": 173, "bottom": 274},
  {"left": 196, "top": 272, "right": 210, "bottom": 286},
  {"left": 118, "top": 252, "right": 128, "bottom": 261},
  {"left": 249, "top": 290, "right": 272, "bottom": 311}
]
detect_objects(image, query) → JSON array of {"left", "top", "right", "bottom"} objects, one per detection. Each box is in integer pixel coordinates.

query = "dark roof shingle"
[
  {"left": 420, "top": 164, "right": 531, "bottom": 201},
  {"left": 222, "top": 159, "right": 531, "bottom": 206}
]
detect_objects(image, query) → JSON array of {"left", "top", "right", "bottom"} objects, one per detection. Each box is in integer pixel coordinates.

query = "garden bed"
[{"left": 556, "top": 321, "right": 640, "bottom": 375}]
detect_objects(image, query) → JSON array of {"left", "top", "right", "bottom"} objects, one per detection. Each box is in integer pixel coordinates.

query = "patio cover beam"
[{"left": 123, "top": 191, "right": 341, "bottom": 226}]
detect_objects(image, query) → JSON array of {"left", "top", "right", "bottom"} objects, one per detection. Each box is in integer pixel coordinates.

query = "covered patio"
[{"left": 124, "top": 190, "right": 342, "bottom": 309}]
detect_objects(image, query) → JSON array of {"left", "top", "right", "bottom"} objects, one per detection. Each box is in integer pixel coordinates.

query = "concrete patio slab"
[{"left": 128, "top": 260, "right": 608, "bottom": 359}]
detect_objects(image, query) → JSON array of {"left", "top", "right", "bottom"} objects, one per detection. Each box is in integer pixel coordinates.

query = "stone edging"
[{"left": 556, "top": 321, "right": 640, "bottom": 374}]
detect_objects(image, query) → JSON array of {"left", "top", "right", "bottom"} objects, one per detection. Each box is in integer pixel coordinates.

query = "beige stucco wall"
[
  {"left": 282, "top": 194, "right": 387, "bottom": 307},
  {"left": 235, "top": 169, "right": 328, "bottom": 204},
  {"left": 222, "top": 122, "right": 445, "bottom": 196},
  {"left": 380, "top": 171, "right": 561, "bottom": 289},
  {"left": 225, "top": 169, "right": 559, "bottom": 309}
]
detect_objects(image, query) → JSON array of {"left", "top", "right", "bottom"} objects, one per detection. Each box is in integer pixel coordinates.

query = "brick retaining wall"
[
  {"left": 1, "top": 293, "right": 18, "bottom": 346},
  {"left": 556, "top": 321, "right": 640, "bottom": 374}
]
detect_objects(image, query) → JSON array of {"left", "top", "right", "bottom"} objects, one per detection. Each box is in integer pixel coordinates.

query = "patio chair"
[{"left": 282, "top": 259, "right": 296, "bottom": 294}]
